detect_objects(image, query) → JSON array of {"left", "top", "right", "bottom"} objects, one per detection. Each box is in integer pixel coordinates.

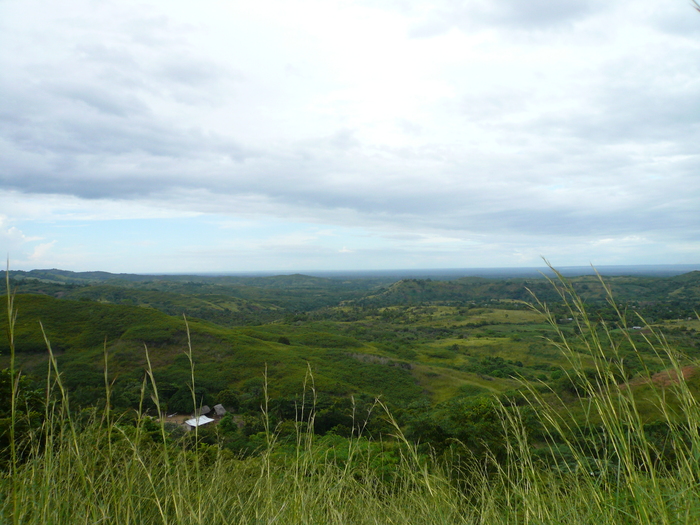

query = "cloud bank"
[{"left": 1, "top": 0, "right": 699, "bottom": 271}]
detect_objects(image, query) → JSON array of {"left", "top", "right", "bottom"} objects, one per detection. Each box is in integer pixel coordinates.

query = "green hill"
[
  {"left": 353, "top": 272, "right": 700, "bottom": 311},
  {"left": 0, "top": 294, "right": 429, "bottom": 411},
  {"left": 3, "top": 270, "right": 393, "bottom": 323},
  {"left": 4, "top": 269, "right": 700, "bottom": 423}
]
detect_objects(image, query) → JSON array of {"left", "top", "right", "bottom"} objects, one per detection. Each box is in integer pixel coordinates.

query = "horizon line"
[{"left": 6, "top": 263, "right": 700, "bottom": 279}]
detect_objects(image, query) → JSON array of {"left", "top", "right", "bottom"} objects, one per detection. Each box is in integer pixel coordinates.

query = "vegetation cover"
[{"left": 2, "top": 267, "right": 700, "bottom": 523}]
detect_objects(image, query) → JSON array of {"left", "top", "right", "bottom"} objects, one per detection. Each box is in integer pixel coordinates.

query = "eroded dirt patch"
[{"left": 622, "top": 366, "right": 697, "bottom": 389}]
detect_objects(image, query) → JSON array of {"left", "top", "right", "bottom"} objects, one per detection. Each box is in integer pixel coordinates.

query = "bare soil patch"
[{"left": 622, "top": 366, "right": 697, "bottom": 389}]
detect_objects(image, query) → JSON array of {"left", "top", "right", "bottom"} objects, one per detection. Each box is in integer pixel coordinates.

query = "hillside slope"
[
  {"left": 354, "top": 272, "right": 700, "bottom": 308},
  {"left": 0, "top": 294, "right": 428, "bottom": 409}
]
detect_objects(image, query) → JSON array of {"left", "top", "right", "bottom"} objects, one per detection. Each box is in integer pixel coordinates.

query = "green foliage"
[
  {"left": 216, "top": 388, "right": 240, "bottom": 411},
  {"left": 5, "top": 268, "right": 700, "bottom": 523},
  {"left": 167, "top": 385, "right": 210, "bottom": 413},
  {"left": 0, "top": 369, "right": 43, "bottom": 465},
  {"left": 289, "top": 331, "right": 361, "bottom": 348},
  {"left": 0, "top": 294, "right": 184, "bottom": 354},
  {"left": 456, "top": 383, "right": 489, "bottom": 396}
]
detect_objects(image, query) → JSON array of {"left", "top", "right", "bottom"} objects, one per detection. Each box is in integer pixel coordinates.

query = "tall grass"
[
  {"left": 4, "top": 266, "right": 19, "bottom": 525},
  {"left": 2, "top": 270, "right": 700, "bottom": 524}
]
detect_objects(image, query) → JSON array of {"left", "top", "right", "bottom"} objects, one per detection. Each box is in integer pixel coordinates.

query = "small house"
[
  {"left": 185, "top": 415, "right": 215, "bottom": 429},
  {"left": 195, "top": 405, "right": 211, "bottom": 417}
]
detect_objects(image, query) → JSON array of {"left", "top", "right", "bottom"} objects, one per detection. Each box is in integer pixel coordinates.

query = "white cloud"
[
  {"left": 1, "top": 0, "right": 699, "bottom": 271},
  {"left": 0, "top": 215, "right": 42, "bottom": 244},
  {"left": 28, "top": 241, "right": 56, "bottom": 262}
]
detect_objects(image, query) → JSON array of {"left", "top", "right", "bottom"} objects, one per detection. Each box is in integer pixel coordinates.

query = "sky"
[{"left": 1, "top": 0, "right": 699, "bottom": 273}]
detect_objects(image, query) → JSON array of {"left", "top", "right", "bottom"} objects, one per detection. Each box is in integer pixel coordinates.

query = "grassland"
[{"left": 2, "top": 268, "right": 700, "bottom": 522}]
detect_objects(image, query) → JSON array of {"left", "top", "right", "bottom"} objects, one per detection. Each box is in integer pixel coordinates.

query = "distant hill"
[
  {"left": 352, "top": 272, "right": 700, "bottom": 307},
  {"left": 3, "top": 269, "right": 391, "bottom": 289},
  {"left": 2, "top": 269, "right": 394, "bottom": 324},
  {"left": 5, "top": 269, "right": 700, "bottom": 325}
]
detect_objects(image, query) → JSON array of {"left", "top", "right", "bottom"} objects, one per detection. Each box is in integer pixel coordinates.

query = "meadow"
[{"left": 2, "top": 268, "right": 700, "bottom": 523}]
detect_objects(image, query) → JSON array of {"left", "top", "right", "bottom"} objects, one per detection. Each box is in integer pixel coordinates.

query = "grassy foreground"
[{"left": 2, "top": 272, "right": 700, "bottom": 524}]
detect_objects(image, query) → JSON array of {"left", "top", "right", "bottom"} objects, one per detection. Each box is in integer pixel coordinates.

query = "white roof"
[{"left": 185, "top": 415, "right": 215, "bottom": 427}]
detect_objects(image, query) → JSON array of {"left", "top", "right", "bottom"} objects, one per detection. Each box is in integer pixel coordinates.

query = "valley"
[{"left": 3, "top": 268, "right": 700, "bottom": 443}]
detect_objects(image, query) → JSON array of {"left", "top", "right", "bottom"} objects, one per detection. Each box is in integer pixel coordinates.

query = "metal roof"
[{"left": 185, "top": 415, "right": 215, "bottom": 427}]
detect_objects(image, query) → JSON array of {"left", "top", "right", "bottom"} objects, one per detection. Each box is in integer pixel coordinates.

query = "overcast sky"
[{"left": 1, "top": 0, "right": 699, "bottom": 273}]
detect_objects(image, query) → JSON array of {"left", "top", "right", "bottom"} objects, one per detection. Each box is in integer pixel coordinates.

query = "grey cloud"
[
  {"left": 459, "top": 91, "right": 532, "bottom": 123},
  {"left": 158, "top": 59, "right": 225, "bottom": 86},
  {"left": 409, "top": 0, "right": 605, "bottom": 37},
  {"left": 294, "top": 129, "right": 361, "bottom": 157},
  {"left": 0, "top": 79, "right": 226, "bottom": 158},
  {"left": 480, "top": 0, "right": 601, "bottom": 28},
  {"left": 453, "top": 202, "right": 695, "bottom": 239},
  {"left": 119, "top": 14, "right": 186, "bottom": 48},
  {"left": 0, "top": 73, "right": 253, "bottom": 199},
  {"left": 152, "top": 57, "right": 239, "bottom": 106},
  {"left": 532, "top": 56, "right": 700, "bottom": 152},
  {"left": 396, "top": 119, "right": 424, "bottom": 136},
  {"left": 190, "top": 144, "right": 697, "bottom": 241},
  {"left": 454, "top": 65, "right": 700, "bottom": 158},
  {"left": 645, "top": 3, "right": 700, "bottom": 37},
  {"left": 49, "top": 82, "right": 150, "bottom": 118},
  {"left": 2, "top": 0, "right": 699, "bottom": 261},
  {"left": 75, "top": 43, "right": 141, "bottom": 72},
  {"left": 5, "top": 75, "right": 697, "bottom": 243},
  {"left": 328, "top": 129, "right": 360, "bottom": 151},
  {"left": 68, "top": 14, "right": 234, "bottom": 106},
  {"left": 0, "top": 8, "right": 250, "bottom": 195}
]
